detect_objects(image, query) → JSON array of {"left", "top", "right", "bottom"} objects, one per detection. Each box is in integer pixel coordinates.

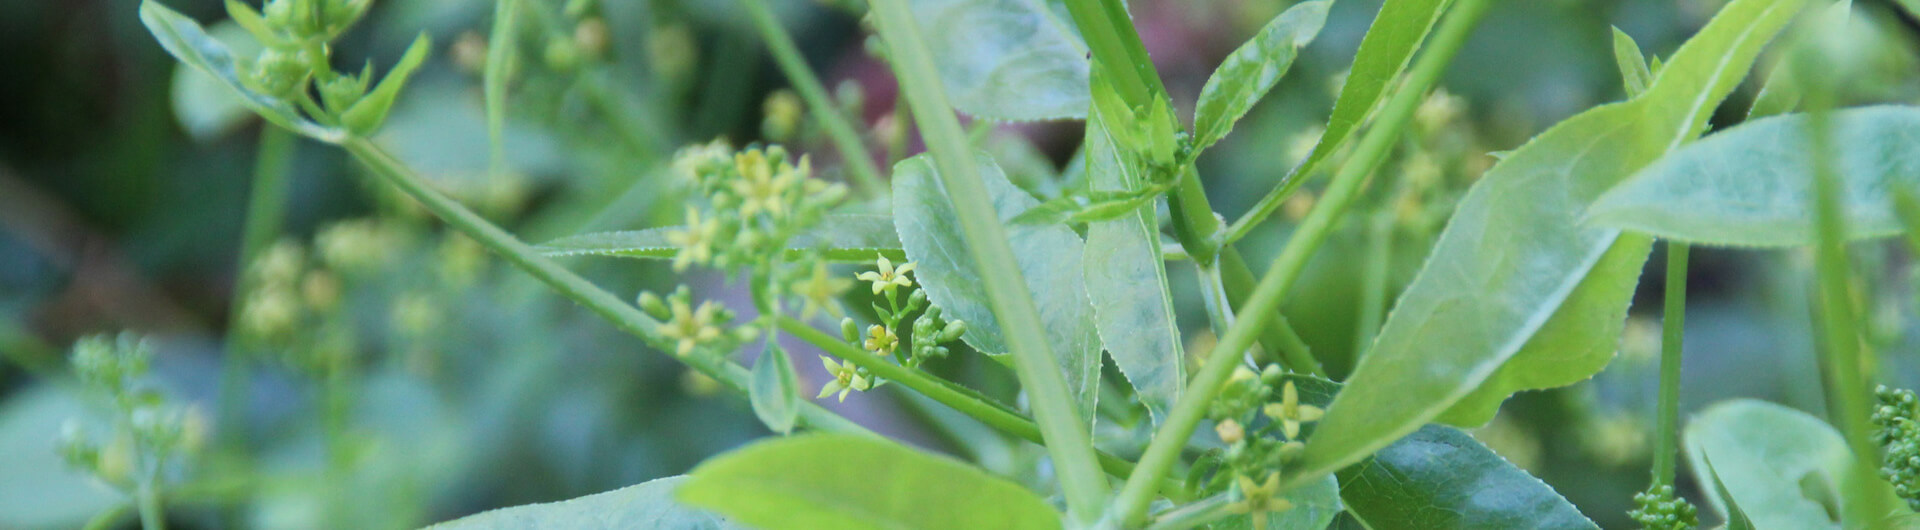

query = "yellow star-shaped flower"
[
  {"left": 658, "top": 297, "right": 723, "bottom": 357},
  {"left": 817, "top": 356, "right": 871, "bottom": 402},
  {"left": 730, "top": 151, "right": 803, "bottom": 219},
  {"left": 863, "top": 324, "right": 899, "bottom": 357},
  {"left": 855, "top": 256, "right": 915, "bottom": 295},
  {"left": 1263, "top": 381, "right": 1324, "bottom": 440},
  {"left": 1227, "top": 472, "right": 1294, "bottom": 529},
  {"left": 664, "top": 206, "right": 718, "bottom": 271},
  {"left": 791, "top": 261, "right": 851, "bottom": 320}
]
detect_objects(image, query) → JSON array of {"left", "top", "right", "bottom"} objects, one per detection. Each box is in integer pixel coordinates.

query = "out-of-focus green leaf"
[
  {"left": 424, "top": 476, "right": 742, "bottom": 529},
  {"left": 678, "top": 434, "right": 1061, "bottom": 530},
  {"left": 1281, "top": 377, "right": 1595, "bottom": 530},
  {"left": 1747, "top": 1, "right": 1851, "bottom": 119},
  {"left": 1589, "top": 106, "right": 1920, "bottom": 247},
  {"left": 342, "top": 33, "right": 433, "bottom": 136},
  {"left": 1288, "top": 0, "right": 1448, "bottom": 180},
  {"left": 911, "top": 0, "right": 1089, "bottom": 121},
  {"left": 1703, "top": 456, "right": 1756, "bottom": 530},
  {"left": 1298, "top": 0, "right": 1806, "bottom": 479},
  {"left": 0, "top": 387, "right": 122, "bottom": 530},
  {"left": 1081, "top": 100, "right": 1183, "bottom": 425},
  {"left": 170, "top": 21, "right": 260, "bottom": 141},
  {"left": 140, "top": 0, "right": 345, "bottom": 142},
  {"left": 1611, "top": 26, "right": 1652, "bottom": 97},
  {"left": 750, "top": 342, "right": 801, "bottom": 435},
  {"left": 1191, "top": 0, "right": 1331, "bottom": 151},
  {"left": 1682, "top": 399, "right": 1883, "bottom": 529},
  {"left": 538, "top": 215, "right": 905, "bottom": 262},
  {"left": 893, "top": 152, "right": 1102, "bottom": 429}
]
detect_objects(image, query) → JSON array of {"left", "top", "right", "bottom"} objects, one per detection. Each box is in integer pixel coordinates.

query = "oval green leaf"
[
  {"left": 1682, "top": 399, "right": 1893, "bottom": 529},
  {"left": 1192, "top": 0, "right": 1330, "bottom": 151},
  {"left": 1297, "top": 0, "right": 1807, "bottom": 481},
  {"left": 1589, "top": 106, "right": 1920, "bottom": 247},
  {"left": 893, "top": 151, "right": 1103, "bottom": 428},
  {"left": 677, "top": 434, "right": 1062, "bottom": 530},
  {"left": 538, "top": 214, "right": 905, "bottom": 263},
  {"left": 424, "top": 475, "right": 743, "bottom": 529},
  {"left": 139, "top": 1, "right": 344, "bottom": 142},
  {"left": 750, "top": 341, "right": 801, "bottom": 435},
  {"left": 912, "top": 0, "right": 1090, "bottom": 121}
]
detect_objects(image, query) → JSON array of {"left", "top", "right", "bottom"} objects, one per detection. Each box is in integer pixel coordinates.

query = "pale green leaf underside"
[
  {"left": 423, "top": 476, "right": 742, "bottom": 529},
  {"left": 1682, "top": 400, "right": 1860, "bottom": 530},
  {"left": 1589, "top": 106, "right": 1920, "bottom": 247},
  {"left": 1299, "top": 0, "right": 1806, "bottom": 480},
  {"left": 749, "top": 342, "right": 801, "bottom": 435},
  {"left": 913, "top": 0, "right": 1090, "bottom": 121},
  {"left": 1082, "top": 103, "right": 1184, "bottom": 425},
  {"left": 140, "top": 1, "right": 345, "bottom": 142},
  {"left": 537, "top": 214, "right": 904, "bottom": 262},
  {"left": 170, "top": 21, "right": 260, "bottom": 141},
  {"left": 893, "top": 152, "right": 1102, "bottom": 429},
  {"left": 1283, "top": 377, "right": 1596, "bottom": 530},
  {"left": 1192, "top": 0, "right": 1331, "bottom": 151},
  {"left": 677, "top": 434, "right": 1062, "bottom": 530}
]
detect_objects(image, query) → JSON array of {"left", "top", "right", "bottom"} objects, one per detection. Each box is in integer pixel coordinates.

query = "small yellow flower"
[
  {"left": 863, "top": 325, "right": 899, "bottom": 357},
  {"left": 855, "top": 256, "right": 916, "bottom": 295},
  {"left": 659, "top": 297, "right": 723, "bottom": 357},
  {"left": 731, "top": 150, "right": 803, "bottom": 218},
  {"left": 1263, "top": 381, "right": 1325, "bottom": 440},
  {"left": 817, "top": 356, "right": 871, "bottom": 402},
  {"left": 665, "top": 206, "right": 719, "bottom": 271},
  {"left": 792, "top": 261, "right": 851, "bottom": 319},
  {"left": 1227, "top": 472, "right": 1294, "bottom": 529}
]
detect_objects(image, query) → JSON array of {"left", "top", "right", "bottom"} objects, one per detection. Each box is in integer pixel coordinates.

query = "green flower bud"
[
  {"left": 639, "top": 291, "right": 672, "bottom": 321},
  {"left": 841, "top": 318, "right": 860, "bottom": 343},
  {"left": 761, "top": 90, "right": 803, "bottom": 142},
  {"left": 544, "top": 39, "right": 580, "bottom": 72},
  {"left": 939, "top": 320, "right": 966, "bottom": 342},
  {"left": 318, "top": 71, "right": 369, "bottom": 113},
  {"left": 249, "top": 48, "right": 314, "bottom": 99}
]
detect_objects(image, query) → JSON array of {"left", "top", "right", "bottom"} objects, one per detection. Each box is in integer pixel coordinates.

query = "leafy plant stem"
[
  {"left": 866, "top": 0, "right": 1111, "bottom": 521},
  {"left": 737, "top": 0, "right": 885, "bottom": 197},
  {"left": 1110, "top": 0, "right": 1489, "bottom": 523},
  {"left": 335, "top": 136, "right": 868, "bottom": 435},
  {"left": 1652, "top": 242, "right": 1688, "bottom": 487},
  {"left": 215, "top": 125, "right": 295, "bottom": 463},
  {"left": 1354, "top": 209, "right": 1394, "bottom": 357}
]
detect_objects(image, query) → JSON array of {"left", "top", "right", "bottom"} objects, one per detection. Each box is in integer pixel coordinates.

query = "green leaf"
[
  {"left": 343, "top": 33, "right": 433, "bottom": 136},
  {"left": 1081, "top": 101, "right": 1184, "bottom": 425},
  {"left": 0, "top": 387, "right": 123, "bottom": 529},
  {"left": 750, "top": 341, "right": 801, "bottom": 435},
  {"left": 1191, "top": 0, "right": 1331, "bottom": 151},
  {"left": 677, "top": 434, "right": 1062, "bottom": 530},
  {"left": 1298, "top": 0, "right": 1807, "bottom": 480},
  {"left": 139, "top": 0, "right": 345, "bottom": 142},
  {"left": 1289, "top": 0, "right": 1449, "bottom": 182},
  {"left": 170, "top": 21, "right": 261, "bottom": 141},
  {"left": 1210, "top": 473, "right": 1342, "bottom": 530},
  {"left": 538, "top": 214, "right": 905, "bottom": 262},
  {"left": 1747, "top": 1, "right": 1851, "bottom": 119},
  {"left": 1280, "top": 376, "right": 1596, "bottom": 530},
  {"left": 1703, "top": 456, "right": 1756, "bottom": 530},
  {"left": 424, "top": 475, "right": 743, "bottom": 529},
  {"left": 1611, "top": 26, "right": 1652, "bottom": 98},
  {"left": 1588, "top": 106, "right": 1920, "bottom": 247},
  {"left": 1008, "top": 186, "right": 1168, "bottom": 227},
  {"left": 1682, "top": 399, "right": 1888, "bottom": 529},
  {"left": 911, "top": 0, "right": 1089, "bottom": 121},
  {"left": 893, "top": 152, "right": 1102, "bottom": 430}
]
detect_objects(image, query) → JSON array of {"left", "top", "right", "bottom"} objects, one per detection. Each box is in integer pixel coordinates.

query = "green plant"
[{"left": 112, "top": 0, "right": 1920, "bottom": 528}]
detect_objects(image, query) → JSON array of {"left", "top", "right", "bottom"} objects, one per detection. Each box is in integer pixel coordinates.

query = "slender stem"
[
  {"left": 1354, "top": 209, "right": 1395, "bottom": 357},
  {"left": 215, "top": 125, "right": 295, "bottom": 464},
  {"left": 485, "top": 0, "right": 521, "bottom": 176},
  {"left": 1111, "top": 0, "right": 1489, "bottom": 523},
  {"left": 1891, "top": 188, "right": 1920, "bottom": 256},
  {"left": 739, "top": 0, "right": 885, "bottom": 197},
  {"left": 337, "top": 137, "right": 867, "bottom": 435},
  {"left": 136, "top": 480, "right": 165, "bottom": 530},
  {"left": 1218, "top": 249, "right": 1323, "bottom": 377},
  {"left": 866, "top": 0, "right": 1110, "bottom": 521},
  {"left": 1143, "top": 492, "right": 1232, "bottom": 530},
  {"left": 1651, "top": 242, "right": 1688, "bottom": 487}
]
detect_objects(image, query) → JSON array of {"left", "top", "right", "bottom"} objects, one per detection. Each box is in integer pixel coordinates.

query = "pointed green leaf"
[
  {"left": 169, "top": 21, "right": 261, "bottom": 141},
  {"left": 750, "top": 341, "right": 801, "bottom": 435},
  {"left": 677, "top": 434, "right": 1062, "bottom": 530},
  {"left": 139, "top": 0, "right": 344, "bottom": 142},
  {"left": 538, "top": 214, "right": 905, "bottom": 262},
  {"left": 912, "top": 0, "right": 1090, "bottom": 121},
  {"left": 893, "top": 152, "right": 1102, "bottom": 429},
  {"left": 1702, "top": 456, "right": 1756, "bottom": 530},
  {"left": 423, "top": 476, "right": 743, "bottom": 529},
  {"left": 1612, "top": 26, "right": 1652, "bottom": 97},
  {"left": 1193, "top": 0, "right": 1331, "bottom": 151},
  {"left": 1081, "top": 101, "right": 1184, "bottom": 425},
  {"left": 1288, "top": 0, "right": 1449, "bottom": 181},
  {"left": 1298, "top": 0, "right": 1807, "bottom": 481},
  {"left": 343, "top": 33, "right": 432, "bottom": 136},
  {"left": 1589, "top": 106, "right": 1920, "bottom": 247},
  {"left": 1682, "top": 399, "right": 1892, "bottom": 529}
]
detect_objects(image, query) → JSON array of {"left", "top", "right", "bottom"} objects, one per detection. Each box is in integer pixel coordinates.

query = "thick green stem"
[
  {"left": 1652, "top": 242, "right": 1688, "bottom": 487},
  {"left": 337, "top": 137, "right": 866, "bottom": 436},
  {"left": 1110, "top": 0, "right": 1489, "bottom": 523},
  {"left": 866, "top": 0, "right": 1110, "bottom": 522},
  {"left": 738, "top": 0, "right": 886, "bottom": 197}
]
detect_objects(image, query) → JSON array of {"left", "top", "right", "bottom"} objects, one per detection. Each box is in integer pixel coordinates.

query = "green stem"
[
  {"left": 485, "top": 0, "right": 521, "bottom": 176},
  {"left": 215, "top": 125, "right": 294, "bottom": 464},
  {"left": 1651, "top": 242, "right": 1688, "bottom": 487},
  {"left": 337, "top": 137, "right": 866, "bottom": 435},
  {"left": 136, "top": 476, "right": 165, "bottom": 530},
  {"left": 739, "top": 0, "right": 885, "bottom": 197},
  {"left": 1218, "top": 249, "right": 1323, "bottom": 377},
  {"left": 1110, "top": 0, "right": 1489, "bottom": 523},
  {"left": 1143, "top": 492, "right": 1232, "bottom": 530},
  {"left": 1354, "top": 209, "right": 1395, "bottom": 357},
  {"left": 1891, "top": 188, "right": 1920, "bottom": 256},
  {"left": 866, "top": 0, "right": 1110, "bottom": 522}
]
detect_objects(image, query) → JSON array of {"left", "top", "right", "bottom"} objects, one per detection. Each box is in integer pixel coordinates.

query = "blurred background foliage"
[{"left": 2, "top": 0, "right": 1919, "bottom": 528}]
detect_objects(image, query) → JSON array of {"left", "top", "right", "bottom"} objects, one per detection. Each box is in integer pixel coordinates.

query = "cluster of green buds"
[
  {"left": 638, "top": 286, "right": 757, "bottom": 358},
  {"left": 1187, "top": 365, "right": 1323, "bottom": 524},
  {"left": 57, "top": 334, "right": 206, "bottom": 493},
  {"left": 1627, "top": 485, "right": 1699, "bottom": 530},
  {"left": 1874, "top": 385, "right": 1920, "bottom": 510},
  {"left": 224, "top": 0, "right": 430, "bottom": 135},
  {"left": 666, "top": 141, "right": 848, "bottom": 272},
  {"left": 817, "top": 257, "right": 965, "bottom": 401}
]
